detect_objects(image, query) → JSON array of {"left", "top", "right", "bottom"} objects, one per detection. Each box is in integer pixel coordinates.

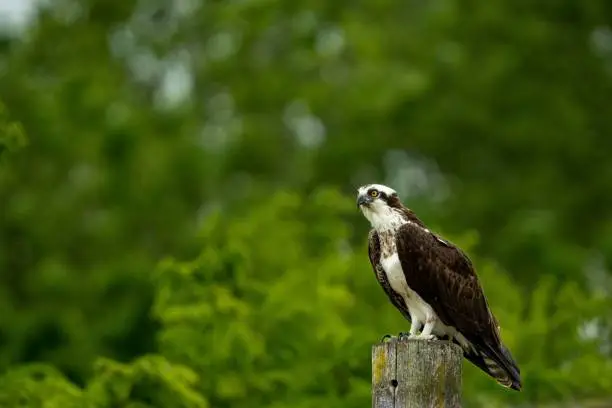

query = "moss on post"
[{"left": 372, "top": 338, "right": 462, "bottom": 408}]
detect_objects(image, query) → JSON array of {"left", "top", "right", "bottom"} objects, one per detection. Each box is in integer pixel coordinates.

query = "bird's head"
[{"left": 356, "top": 184, "right": 403, "bottom": 228}]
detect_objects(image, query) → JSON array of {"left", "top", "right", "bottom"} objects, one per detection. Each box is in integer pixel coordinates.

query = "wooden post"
[{"left": 372, "top": 337, "right": 462, "bottom": 408}]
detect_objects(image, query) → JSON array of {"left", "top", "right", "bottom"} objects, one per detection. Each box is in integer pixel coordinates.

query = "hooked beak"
[{"left": 357, "top": 194, "right": 372, "bottom": 208}]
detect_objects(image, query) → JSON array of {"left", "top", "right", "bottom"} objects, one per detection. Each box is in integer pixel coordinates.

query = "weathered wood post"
[{"left": 372, "top": 337, "right": 462, "bottom": 408}]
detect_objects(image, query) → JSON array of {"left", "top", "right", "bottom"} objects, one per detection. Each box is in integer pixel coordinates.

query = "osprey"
[{"left": 357, "top": 183, "right": 522, "bottom": 391}]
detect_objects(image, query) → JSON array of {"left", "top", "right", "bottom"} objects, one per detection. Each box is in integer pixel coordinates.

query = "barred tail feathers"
[{"left": 462, "top": 341, "right": 522, "bottom": 391}]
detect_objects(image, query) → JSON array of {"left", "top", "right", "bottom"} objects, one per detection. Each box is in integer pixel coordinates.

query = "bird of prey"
[{"left": 357, "top": 183, "right": 522, "bottom": 391}]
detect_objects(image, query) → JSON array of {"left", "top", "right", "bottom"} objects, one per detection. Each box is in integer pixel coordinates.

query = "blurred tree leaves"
[
  {"left": 3, "top": 189, "right": 609, "bottom": 407},
  {"left": 86, "top": 355, "right": 207, "bottom": 408},
  {"left": 0, "top": 100, "right": 26, "bottom": 160},
  {"left": 1, "top": 0, "right": 612, "bottom": 407},
  {"left": 0, "top": 357, "right": 208, "bottom": 408},
  {"left": 0, "top": 364, "right": 83, "bottom": 408}
]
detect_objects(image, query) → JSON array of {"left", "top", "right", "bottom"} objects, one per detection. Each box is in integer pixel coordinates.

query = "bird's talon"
[
  {"left": 399, "top": 331, "right": 415, "bottom": 341},
  {"left": 380, "top": 334, "right": 394, "bottom": 343},
  {"left": 412, "top": 334, "right": 437, "bottom": 341}
]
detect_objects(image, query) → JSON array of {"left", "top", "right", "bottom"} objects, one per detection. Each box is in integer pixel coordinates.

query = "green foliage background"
[{"left": 1, "top": 0, "right": 612, "bottom": 407}]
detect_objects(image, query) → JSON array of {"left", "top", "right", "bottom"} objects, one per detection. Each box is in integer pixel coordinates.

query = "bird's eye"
[{"left": 369, "top": 190, "right": 379, "bottom": 198}]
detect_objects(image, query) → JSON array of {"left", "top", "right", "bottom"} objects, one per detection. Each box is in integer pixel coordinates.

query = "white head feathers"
[
  {"left": 356, "top": 184, "right": 405, "bottom": 231},
  {"left": 357, "top": 183, "right": 397, "bottom": 197}
]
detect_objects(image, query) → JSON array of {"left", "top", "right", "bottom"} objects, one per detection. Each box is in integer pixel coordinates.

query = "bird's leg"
[
  {"left": 408, "top": 319, "right": 422, "bottom": 338},
  {"left": 411, "top": 316, "right": 437, "bottom": 341}
]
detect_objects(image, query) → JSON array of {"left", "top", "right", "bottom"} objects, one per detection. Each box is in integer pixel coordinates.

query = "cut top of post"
[{"left": 372, "top": 338, "right": 462, "bottom": 408}]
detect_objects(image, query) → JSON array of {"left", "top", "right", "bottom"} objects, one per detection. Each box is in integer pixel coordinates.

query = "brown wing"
[
  {"left": 394, "top": 222, "right": 522, "bottom": 390},
  {"left": 367, "top": 229, "right": 412, "bottom": 323}
]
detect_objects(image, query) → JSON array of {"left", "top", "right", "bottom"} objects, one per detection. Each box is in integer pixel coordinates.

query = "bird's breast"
[
  {"left": 378, "top": 230, "right": 397, "bottom": 258},
  {"left": 381, "top": 253, "right": 409, "bottom": 298}
]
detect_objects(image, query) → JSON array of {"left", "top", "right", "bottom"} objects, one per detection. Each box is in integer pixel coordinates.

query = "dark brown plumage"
[{"left": 361, "top": 185, "right": 521, "bottom": 391}]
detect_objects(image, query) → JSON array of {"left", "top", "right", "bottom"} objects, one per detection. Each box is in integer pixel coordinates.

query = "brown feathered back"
[
  {"left": 394, "top": 221, "right": 521, "bottom": 390},
  {"left": 365, "top": 202, "right": 522, "bottom": 390}
]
